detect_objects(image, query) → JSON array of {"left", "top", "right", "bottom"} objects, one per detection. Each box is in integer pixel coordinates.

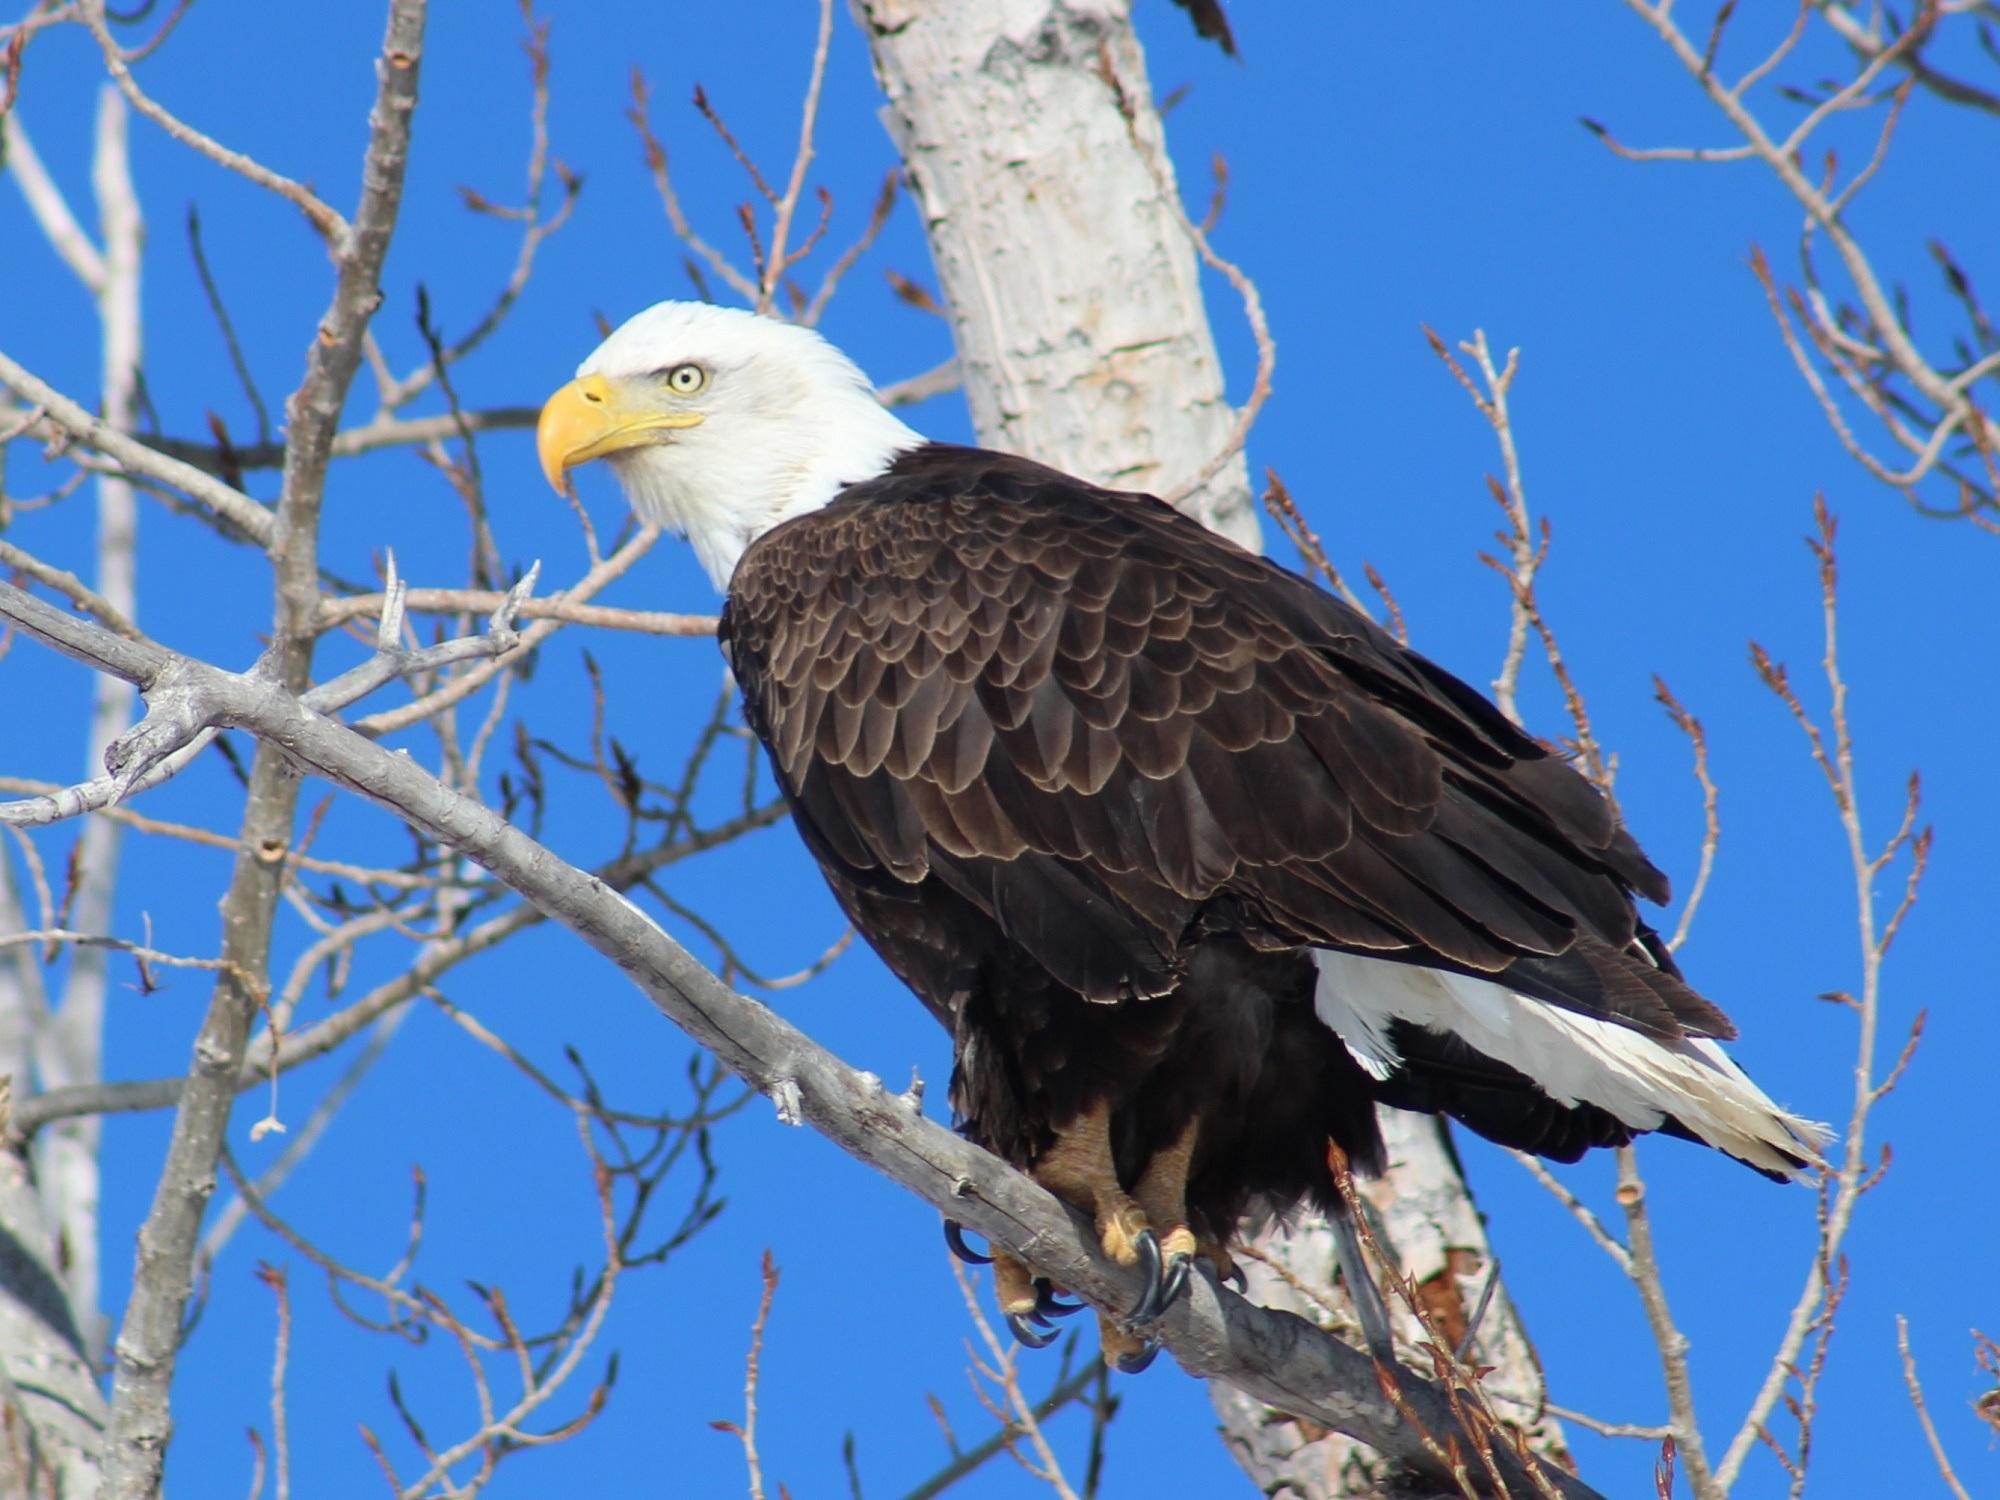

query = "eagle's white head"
[{"left": 536, "top": 302, "right": 924, "bottom": 590}]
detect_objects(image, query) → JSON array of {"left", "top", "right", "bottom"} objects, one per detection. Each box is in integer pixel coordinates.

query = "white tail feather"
[{"left": 1311, "top": 949, "right": 1829, "bottom": 1177}]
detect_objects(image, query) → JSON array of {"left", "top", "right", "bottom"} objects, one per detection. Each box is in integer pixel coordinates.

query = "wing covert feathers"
[{"left": 724, "top": 445, "right": 1791, "bottom": 1151}]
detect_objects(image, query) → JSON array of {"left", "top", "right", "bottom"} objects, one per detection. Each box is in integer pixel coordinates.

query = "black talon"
[
  {"left": 1036, "top": 1283, "right": 1084, "bottom": 1319},
  {"left": 944, "top": 1219, "right": 992, "bottom": 1266},
  {"left": 1126, "top": 1228, "right": 1167, "bottom": 1324},
  {"left": 1223, "top": 1261, "right": 1249, "bottom": 1294},
  {"left": 1114, "top": 1341, "right": 1161, "bottom": 1374},
  {"left": 1007, "top": 1311, "right": 1059, "bottom": 1349},
  {"left": 1157, "top": 1252, "right": 1191, "bottom": 1313}
]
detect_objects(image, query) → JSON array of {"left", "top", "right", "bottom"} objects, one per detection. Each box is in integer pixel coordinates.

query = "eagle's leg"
[
  {"left": 1030, "top": 1097, "right": 1182, "bottom": 1363},
  {"left": 1132, "top": 1116, "right": 1201, "bottom": 1310},
  {"left": 1032, "top": 1098, "right": 1156, "bottom": 1273}
]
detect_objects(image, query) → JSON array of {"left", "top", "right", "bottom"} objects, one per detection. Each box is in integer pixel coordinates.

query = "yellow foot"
[
  {"left": 993, "top": 1252, "right": 1040, "bottom": 1318},
  {"left": 993, "top": 1252, "right": 1083, "bottom": 1351},
  {"left": 1098, "top": 1312, "right": 1161, "bottom": 1374},
  {"left": 1096, "top": 1191, "right": 1154, "bottom": 1268}
]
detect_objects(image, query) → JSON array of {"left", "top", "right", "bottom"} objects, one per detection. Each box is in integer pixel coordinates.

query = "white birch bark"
[
  {"left": 0, "top": 84, "right": 144, "bottom": 1497},
  {"left": 0, "top": 867, "right": 110, "bottom": 1500},
  {"left": 854, "top": 0, "right": 1258, "bottom": 549},
  {"left": 853, "top": 5, "right": 1565, "bottom": 1491},
  {"left": 35, "top": 87, "right": 144, "bottom": 1367}
]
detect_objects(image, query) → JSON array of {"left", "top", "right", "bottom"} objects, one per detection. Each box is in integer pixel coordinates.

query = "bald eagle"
[{"left": 537, "top": 303, "right": 1822, "bottom": 1368}]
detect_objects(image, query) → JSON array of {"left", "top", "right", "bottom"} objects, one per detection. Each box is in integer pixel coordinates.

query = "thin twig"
[
  {"left": 319, "top": 587, "right": 714, "bottom": 639},
  {"left": 0, "top": 347, "right": 276, "bottom": 548},
  {"left": 899, "top": 1358, "right": 1106, "bottom": 1500},
  {"left": 1505, "top": 1152, "right": 1632, "bottom": 1277},
  {"left": 1654, "top": 677, "right": 1720, "bottom": 951},
  {"left": 186, "top": 203, "right": 272, "bottom": 444},
  {"left": 1608, "top": 0, "right": 1997, "bottom": 518},
  {"left": 1897, "top": 1319, "right": 1973, "bottom": 1500},
  {"left": 759, "top": 0, "right": 835, "bottom": 314},
  {"left": 1135, "top": 132, "right": 1273, "bottom": 516},
  {"left": 1721, "top": 500, "right": 1922, "bottom": 1490},
  {"left": 629, "top": 70, "right": 759, "bottom": 304},
  {"left": 352, "top": 527, "right": 662, "bottom": 738},
  {"left": 715, "top": 1250, "right": 781, "bottom": 1500},
  {"left": 253, "top": 1263, "right": 292, "bottom": 1500},
  {"left": 1542, "top": 1404, "right": 1672, "bottom": 1443},
  {"left": 1614, "top": 1149, "right": 1714, "bottom": 1493},
  {"left": 947, "top": 1256, "right": 1082, "bottom": 1500},
  {"left": 78, "top": 0, "right": 343, "bottom": 237},
  {"left": 1427, "top": 327, "right": 1534, "bottom": 724},
  {"left": 1259, "top": 470, "right": 1369, "bottom": 612},
  {"left": 0, "top": 537, "right": 141, "bottom": 637},
  {"left": 1, "top": 111, "right": 108, "bottom": 292}
]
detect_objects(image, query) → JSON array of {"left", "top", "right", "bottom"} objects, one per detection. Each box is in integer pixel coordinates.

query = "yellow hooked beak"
[{"left": 536, "top": 373, "right": 705, "bottom": 496}]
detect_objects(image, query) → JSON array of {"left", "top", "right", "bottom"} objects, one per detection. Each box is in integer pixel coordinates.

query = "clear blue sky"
[{"left": 2, "top": 3, "right": 1995, "bottom": 1497}]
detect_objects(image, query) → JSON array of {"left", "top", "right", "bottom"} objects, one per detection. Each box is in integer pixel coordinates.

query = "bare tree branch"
[
  {"left": 319, "top": 586, "right": 715, "bottom": 640},
  {"left": 351, "top": 524, "right": 662, "bottom": 738},
  {"left": 0, "top": 533, "right": 140, "bottom": 639},
  {"left": 142, "top": 406, "right": 540, "bottom": 477},
  {"left": 757, "top": 0, "right": 835, "bottom": 315},
  {"left": 7, "top": 795, "right": 787, "bottom": 1141},
  {"left": 1608, "top": 0, "right": 2000, "bottom": 519},
  {"left": 1504, "top": 1151, "right": 1632, "bottom": 1278},
  {"left": 1613, "top": 1149, "right": 1713, "bottom": 1496},
  {"left": 98, "top": 3, "right": 428, "bottom": 1492},
  {"left": 899, "top": 1356, "right": 1106, "bottom": 1500},
  {"left": 0, "top": 576, "right": 1608, "bottom": 1500},
  {"left": 1896, "top": 1315, "right": 1975, "bottom": 1500},
  {"left": 1, "top": 110, "right": 108, "bottom": 292},
  {"left": 1720, "top": 500, "right": 1923, "bottom": 1490},
  {"left": 77, "top": 0, "right": 344, "bottom": 238},
  {"left": 0, "top": 347, "right": 277, "bottom": 547},
  {"left": 876, "top": 358, "right": 960, "bottom": 410}
]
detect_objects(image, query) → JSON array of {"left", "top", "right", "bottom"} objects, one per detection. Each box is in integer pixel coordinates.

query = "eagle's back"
[{"left": 714, "top": 445, "right": 1814, "bottom": 1202}]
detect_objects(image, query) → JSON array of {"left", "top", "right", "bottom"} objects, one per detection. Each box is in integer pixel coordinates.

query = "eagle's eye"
[{"left": 663, "top": 363, "right": 707, "bottom": 396}]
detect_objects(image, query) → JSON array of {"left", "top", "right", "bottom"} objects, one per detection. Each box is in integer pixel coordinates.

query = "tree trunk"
[
  {"left": 853, "top": 0, "right": 1257, "bottom": 549},
  {"left": 0, "top": 83, "right": 145, "bottom": 1500},
  {"left": 852, "top": 3, "right": 1567, "bottom": 1490},
  {"left": 39, "top": 85, "right": 146, "bottom": 1370}
]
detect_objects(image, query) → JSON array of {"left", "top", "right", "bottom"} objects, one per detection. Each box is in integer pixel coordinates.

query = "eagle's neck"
[{"left": 613, "top": 397, "right": 923, "bottom": 591}]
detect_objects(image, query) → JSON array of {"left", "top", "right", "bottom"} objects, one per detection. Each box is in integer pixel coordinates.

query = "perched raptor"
[{"left": 536, "top": 302, "right": 1822, "bottom": 1368}]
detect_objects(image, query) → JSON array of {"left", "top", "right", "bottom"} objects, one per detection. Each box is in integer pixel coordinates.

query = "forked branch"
[{"left": 0, "top": 576, "right": 1607, "bottom": 1500}]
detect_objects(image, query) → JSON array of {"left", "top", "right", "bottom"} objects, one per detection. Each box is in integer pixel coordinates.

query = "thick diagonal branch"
[{"left": 0, "top": 586, "right": 1603, "bottom": 1500}]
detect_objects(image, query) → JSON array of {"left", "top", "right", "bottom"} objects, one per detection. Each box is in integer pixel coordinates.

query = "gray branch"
[
  {"left": 0, "top": 349, "right": 277, "bottom": 549},
  {"left": 0, "top": 713, "right": 216, "bottom": 831},
  {"left": 93, "top": 4, "right": 429, "bottom": 1496},
  {"left": 130, "top": 355, "right": 952, "bottom": 478},
  {"left": 0, "top": 556, "right": 534, "bottom": 830},
  {"left": 877, "top": 357, "right": 960, "bottom": 409},
  {"left": 299, "top": 553, "right": 540, "bottom": 714},
  {"left": 140, "top": 405, "right": 543, "bottom": 477},
  {"left": 7, "top": 797, "right": 787, "bottom": 1139},
  {"left": 0, "top": 576, "right": 1605, "bottom": 1500}
]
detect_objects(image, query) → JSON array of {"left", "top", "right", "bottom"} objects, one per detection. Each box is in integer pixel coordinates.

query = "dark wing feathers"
[{"left": 724, "top": 445, "right": 1715, "bottom": 1039}]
